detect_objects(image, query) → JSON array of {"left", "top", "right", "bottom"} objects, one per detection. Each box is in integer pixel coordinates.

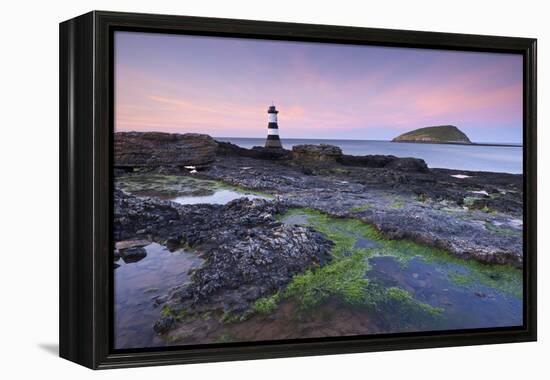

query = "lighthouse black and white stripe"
[{"left": 265, "top": 103, "right": 283, "bottom": 149}]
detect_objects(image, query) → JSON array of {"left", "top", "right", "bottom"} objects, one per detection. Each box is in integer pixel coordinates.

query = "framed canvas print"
[{"left": 59, "top": 11, "right": 537, "bottom": 369}]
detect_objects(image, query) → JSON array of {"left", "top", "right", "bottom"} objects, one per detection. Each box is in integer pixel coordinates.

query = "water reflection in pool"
[
  {"left": 366, "top": 255, "right": 522, "bottom": 331},
  {"left": 171, "top": 189, "right": 269, "bottom": 205},
  {"left": 114, "top": 243, "right": 203, "bottom": 349}
]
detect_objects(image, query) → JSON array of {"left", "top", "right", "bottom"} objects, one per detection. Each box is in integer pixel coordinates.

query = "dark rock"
[
  {"left": 340, "top": 154, "right": 429, "bottom": 173},
  {"left": 115, "top": 239, "right": 150, "bottom": 250},
  {"left": 384, "top": 157, "right": 429, "bottom": 173},
  {"left": 114, "top": 132, "right": 218, "bottom": 168},
  {"left": 216, "top": 141, "right": 290, "bottom": 160},
  {"left": 165, "top": 236, "right": 181, "bottom": 251},
  {"left": 200, "top": 154, "right": 523, "bottom": 268},
  {"left": 152, "top": 294, "right": 169, "bottom": 306},
  {"left": 292, "top": 144, "right": 342, "bottom": 163},
  {"left": 153, "top": 315, "right": 175, "bottom": 334},
  {"left": 340, "top": 154, "right": 395, "bottom": 168},
  {"left": 120, "top": 246, "right": 147, "bottom": 263},
  {"left": 113, "top": 188, "right": 182, "bottom": 242},
  {"left": 114, "top": 190, "right": 333, "bottom": 332}
]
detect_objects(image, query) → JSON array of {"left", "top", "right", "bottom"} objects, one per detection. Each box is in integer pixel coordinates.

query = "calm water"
[
  {"left": 114, "top": 243, "right": 204, "bottom": 349},
  {"left": 171, "top": 189, "right": 269, "bottom": 205},
  {"left": 367, "top": 256, "right": 522, "bottom": 330},
  {"left": 216, "top": 137, "right": 523, "bottom": 174},
  {"left": 282, "top": 211, "right": 522, "bottom": 332}
]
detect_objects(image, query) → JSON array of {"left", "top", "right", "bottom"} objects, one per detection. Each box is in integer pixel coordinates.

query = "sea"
[{"left": 216, "top": 137, "right": 523, "bottom": 174}]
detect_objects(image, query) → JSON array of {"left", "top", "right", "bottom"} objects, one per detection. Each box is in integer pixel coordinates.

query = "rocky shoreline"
[
  {"left": 115, "top": 190, "right": 333, "bottom": 333},
  {"left": 113, "top": 132, "right": 523, "bottom": 344},
  {"left": 205, "top": 141, "right": 523, "bottom": 266}
]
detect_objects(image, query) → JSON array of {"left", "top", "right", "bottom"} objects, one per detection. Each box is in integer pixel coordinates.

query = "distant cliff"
[{"left": 392, "top": 125, "right": 471, "bottom": 144}]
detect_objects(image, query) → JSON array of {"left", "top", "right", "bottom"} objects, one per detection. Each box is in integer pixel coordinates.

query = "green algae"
[
  {"left": 160, "top": 304, "right": 190, "bottom": 321},
  {"left": 252, "top": 292, "right": 281, "bottom": 315},
  {"left": 284, "top": 252, "right": 371, "bottom": 310},
  {"left": 274, "top": 208, "right": 445, "bottom": 317},
  {"left": 485, "top": 222, "right": 522, "bottom": 237},
  {"left": 415, "top": 193, "right": 430, "bottom": 203},
  {"left": 278, "top": 208, "right": 523, "bottom": 310},
  {"left": 385, "top": 287, "right": 444, "bottom": 317},
  {"left": 390, "top": 200, "right": 405, "bottom": 209},
  {"left": 160, "top": 304, "right": 177, "bottom": 318},
  {"left": 448, "top": 272, "right": 471, "bottom": 286},
  {"left": 116, "top": 174, "right": 218, "bottom": 198},
  {"left": 116, "top": 173, "right": 274, "bottom": 200},
  {"left": 220, "top": 312, "right": 243, "bottom": 324},
  {"left": 446, "top": 263, "right": 522, "bottom": 298},
  {"left": 349, "top": 203, "right": 372, "bottom": 212},
  {"left": 462, "top": 196, "right": 498, "bottom": 214},
  {"left": 215, "top": 332, "right": 235, "bottom": 343}
]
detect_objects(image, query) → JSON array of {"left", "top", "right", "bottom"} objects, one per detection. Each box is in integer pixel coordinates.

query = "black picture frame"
[{"left": 59, "top": 10, "right": 537, "bottom": 369}]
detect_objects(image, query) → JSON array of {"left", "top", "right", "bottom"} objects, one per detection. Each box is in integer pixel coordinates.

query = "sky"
[{"left": 115, "top": 31, "right": 523, "bottom": 143}]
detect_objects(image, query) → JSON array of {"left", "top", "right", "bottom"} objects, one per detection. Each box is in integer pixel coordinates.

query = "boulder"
[
  {"left": 216, "top": 141, "right": 291, "bottom": 160},
  {"left": 120, "top": 246, "right": 147, "bottom": 263},
  {"left": 341, "top": 154, "right": 429, "bottom": 173},
  {"left": 291, "top": 144, "right": 343, "bottom": 163},
  {"left": 153, "top": 315, "right": 175, "bottom": 334},
  {"left": 384, "top": 157, "right": 429, "bottom": 173},
  {"left": 115, "top": 239, "right": 150, "bottom": 250},
  {"left": 114, "top": 132, "right": 218, "bottom": 168}
]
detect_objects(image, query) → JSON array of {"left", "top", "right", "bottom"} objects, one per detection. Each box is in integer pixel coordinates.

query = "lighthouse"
[{"left": 265, "top": 103, "right": 283, "bottom": 149}]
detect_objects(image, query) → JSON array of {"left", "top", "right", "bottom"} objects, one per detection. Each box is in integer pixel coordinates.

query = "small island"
[{"left": 392, "top": 125, "right": 472, "bottom": 144}]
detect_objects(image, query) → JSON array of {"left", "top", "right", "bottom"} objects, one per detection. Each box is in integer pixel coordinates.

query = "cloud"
[{"left": 114, "top": 34, "right": 523, "bottom": 141}]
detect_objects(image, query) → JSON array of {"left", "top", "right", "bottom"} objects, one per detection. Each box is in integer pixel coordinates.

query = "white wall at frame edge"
[{"left": 0, "top": 0, "right": 546, "bottom": 379}]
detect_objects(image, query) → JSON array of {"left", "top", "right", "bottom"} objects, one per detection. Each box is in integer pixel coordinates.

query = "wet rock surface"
[
  {"left": 114, "top": 190, "right": 333, "bottom": 333},
  {"left": 115, "top": 140, "right": 522, "bottom": 268},
  {"left": 115, "top": 240, "right": 151, "bottom": 263},
  {"left": 203, "top": 144, "right": 523, "bottom": 267},
  {"left": 120, "top": 247, "right": 147, "bottom": 263}
]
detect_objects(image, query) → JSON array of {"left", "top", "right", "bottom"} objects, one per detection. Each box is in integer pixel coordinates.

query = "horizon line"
[
  {"left": 113, "top": 130, "right": 522, "bottom": 145},
  {"left": 214, "top": 136, "right": 523, "bottom": 146}
]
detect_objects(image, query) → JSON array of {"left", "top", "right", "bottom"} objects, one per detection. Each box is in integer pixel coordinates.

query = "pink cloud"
[{"left": 114, "top": 45, "right": 522, "bottom": 141}]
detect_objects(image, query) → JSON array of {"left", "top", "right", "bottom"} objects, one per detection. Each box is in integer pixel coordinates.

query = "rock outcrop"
[
  {"left": 114, "top": 132, "right": 218, "bottom": 168},
  {"left": 113, "top": 189, "right": 333, "bottom": 332},
  {"left": 203, "top": 153, "right": 523, "bottom": 267},
  {"left": 291, "top": 144, "right": 343, "bottom": 163},
  {"left": 217, "top": 141, "right": 291, "bottom": 160},
  {"left": 340, "top": 154, "right": 429, "bottom": 173}
]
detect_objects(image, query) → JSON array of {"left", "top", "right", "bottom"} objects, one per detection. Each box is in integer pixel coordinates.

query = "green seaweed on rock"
[
  {"left": 349, "top": 203, "right": 372, "bottom": 212},
  {"left": 252, "top": 292, "right": 281, "bottom": 315},
  {"left": 276, "top": 207, "right": 522, "bottom": 316},
  {"left": 274, "top": 208, "right": 444, "bottom": 318},
  {"left": 116, "top": 173, "right": 275, "bottom": 200}
]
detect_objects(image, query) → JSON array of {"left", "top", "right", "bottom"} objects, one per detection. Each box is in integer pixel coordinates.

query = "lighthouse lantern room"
[{"left": 265, "top": 103, "right": 283, "bottom": 149}]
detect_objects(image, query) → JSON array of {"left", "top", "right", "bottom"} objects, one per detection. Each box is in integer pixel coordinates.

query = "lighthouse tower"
[{"left": 265, "top": 103, "right": 283, "bottom": 149}]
